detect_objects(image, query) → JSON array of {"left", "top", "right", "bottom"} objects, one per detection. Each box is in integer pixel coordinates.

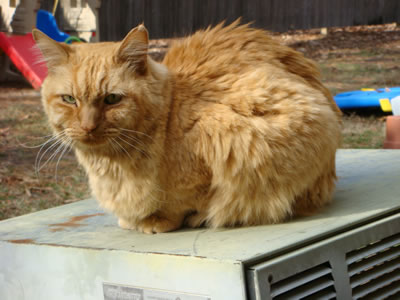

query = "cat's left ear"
[
  {"left": 32, "top": 29, "right": 71, "bottom": 70},
  {"left": 117, "top": 24, "right": 149, "bottom": 75}
]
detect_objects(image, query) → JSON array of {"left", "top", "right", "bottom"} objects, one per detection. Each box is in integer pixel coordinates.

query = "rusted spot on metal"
[
  {"left": 49, "top": 213, "right": 105, "bottom": 232},
  {"left": 8, "top": 239, "right": 35, "bottom": 244},
  {"left": 49, "top": 227, "right": 65, "bottom": 232}
]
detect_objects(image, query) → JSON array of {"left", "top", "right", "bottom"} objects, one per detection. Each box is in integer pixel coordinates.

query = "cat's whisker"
[
  {"left": 34, "top": 133, "right": 55, "bottom": 139},
  {"left": 35, "top": 133, "right": 70, "bottom": 176},
  {"left": 119, "top": 128, "right": 154, "bottom": 141},
  {"left": 118, "top": 132, "right": 147, "bottom": 149},
  {"left": 55, "top": 139, "right": 74, "bottom": 183},
  {"left": 118, "top": 129, "right": 164, "bottom": 155},
  {"left": 116, "top": 135, "right": 150, "bottom": 158},
  {"left": 35, "top": 136, "right": 66, "bottom": 177},
  {"left": 35, "top": 136, "right": 63, "bottom": 171},
  {"left": 34, "top": 131, "right": 67, "bottom": 169},
  {"left": 28, "top": 131, "right": 66, "bottom": 150},
  {"left": 112, "top": 137, "right": 133, "bottom": 159},
  {"left": 107, "top": 137, "right": 120, "bottom": 155},
  {"left": 109, "top": 137, "right": 121, "bottom": 155},
  {"left": 37, "top": 137, "right": 69, "bottom": 173},
  {"left": 16, "top": 132, "right": 58, "bottom": 149}
]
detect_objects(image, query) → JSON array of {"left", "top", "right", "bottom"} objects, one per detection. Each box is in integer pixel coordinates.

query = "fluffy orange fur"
[{"left": 33, "top": 21, "right": 341, "bottom": 234}]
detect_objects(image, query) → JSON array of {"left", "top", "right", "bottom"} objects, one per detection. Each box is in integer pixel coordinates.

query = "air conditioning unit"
[{"left": 0, "top": 150, "right": 399, "bottom": 300}]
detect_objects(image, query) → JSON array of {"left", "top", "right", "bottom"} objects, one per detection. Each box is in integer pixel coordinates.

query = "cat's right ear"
[
  {"left": 117, "top": 24, "right": 149, "bottom": 75},
  {"left": 32, "top": 29, "right": 70, "bottom": 70}
]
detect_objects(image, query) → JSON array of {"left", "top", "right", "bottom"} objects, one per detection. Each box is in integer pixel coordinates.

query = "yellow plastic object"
[
  {"left": 361, "top": 88, "right": 376, "bottom": 91},
  {"left": 380, "top": 98, "right": 392, "bottom": 112}
]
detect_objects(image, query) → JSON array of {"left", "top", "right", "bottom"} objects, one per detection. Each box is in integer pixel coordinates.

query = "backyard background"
[{"left": 1, "top": 0, "right": 400, "bottom": 220}]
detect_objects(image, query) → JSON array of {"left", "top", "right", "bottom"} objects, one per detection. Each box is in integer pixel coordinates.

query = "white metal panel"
[{"left": 0, "top": 242, "right": 245, "bottom": 300}]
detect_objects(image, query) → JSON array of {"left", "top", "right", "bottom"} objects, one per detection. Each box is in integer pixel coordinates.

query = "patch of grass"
[
  {"left": 343, "top": 130, "right": 383, "bottom": 148},
  {"left": 341, "top": 113, "right": 386, "bottom": 149},
  {"left": 319, "top": 60, "right": 394, "bottom": 93},
  {"left": 315, "top": 43, "right": 400, "bottom": 94},
  {"left": 357, "top": 49, "right": 381, "bottom": 57}
]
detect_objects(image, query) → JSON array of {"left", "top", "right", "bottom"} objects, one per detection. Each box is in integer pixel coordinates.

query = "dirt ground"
[{"left": 1, "top": 23, "right": 399, "bottom": 220}]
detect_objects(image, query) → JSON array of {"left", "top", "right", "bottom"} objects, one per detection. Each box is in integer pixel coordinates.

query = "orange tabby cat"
[{"left": 33, "top": 21, "right": 341, "bottom": 234}]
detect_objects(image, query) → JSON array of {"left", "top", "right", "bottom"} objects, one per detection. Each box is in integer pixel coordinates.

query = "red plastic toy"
[{"left": 0, "top": 32, "right": 47, "bottom": 89}]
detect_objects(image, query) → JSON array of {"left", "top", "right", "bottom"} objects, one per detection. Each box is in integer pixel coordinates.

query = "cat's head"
[{"left": 33, "top": 25, "right": 169, "bottom": 153}]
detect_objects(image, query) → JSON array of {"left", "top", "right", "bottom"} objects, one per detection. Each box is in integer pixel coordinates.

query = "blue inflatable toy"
[
  {"left": 36, "top": 9, "right": 70, "bottom": 42},
  {"left": 334, "top": 87, "right": 400, "bottom": 110}
]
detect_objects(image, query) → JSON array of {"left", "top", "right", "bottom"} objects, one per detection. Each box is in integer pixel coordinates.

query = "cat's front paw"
[
  {"left": 118, "top": 218, "right": 136, "bottom": 230},
  {"left": 136, "top": 215, "right": 182, "bottom": 234}
]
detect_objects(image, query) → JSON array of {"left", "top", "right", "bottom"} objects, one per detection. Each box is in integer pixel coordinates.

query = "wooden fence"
[
  {"left": 98, "top": 0, "right": 400, "bottom": 40},
  {"left": 43, "top": 0, "right": 400, "bottom": 41}
]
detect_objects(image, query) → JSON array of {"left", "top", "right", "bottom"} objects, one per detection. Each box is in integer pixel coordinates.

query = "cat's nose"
[
  {"left": 81, "top": 122, "right": 98, "bottom": 133},
  {"left": 79, "top": 106, "right": 100, "bottom": 133}
]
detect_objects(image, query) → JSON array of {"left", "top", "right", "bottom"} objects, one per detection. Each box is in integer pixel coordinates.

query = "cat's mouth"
[
  {"left": 72, "top": 133, "right": 110, "bottom": 147},
  {"left": 80, "top": 134, "right": 100, "bottom": 143}
]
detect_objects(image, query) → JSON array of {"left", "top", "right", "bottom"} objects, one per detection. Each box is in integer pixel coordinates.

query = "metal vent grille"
[
  {"left": 347, "top": 233, "right": 400, "bottom": 299},
  {"left": 270, "top": 262, "right": 336, "bottom": 299}
]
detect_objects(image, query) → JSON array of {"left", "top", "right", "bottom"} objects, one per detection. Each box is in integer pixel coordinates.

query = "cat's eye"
[
  {"left": 62, "top": 95, "right": 76, "bottom": 105},
  {"left": 104, "top": 94, "right": 122, "bottom": 105}
]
